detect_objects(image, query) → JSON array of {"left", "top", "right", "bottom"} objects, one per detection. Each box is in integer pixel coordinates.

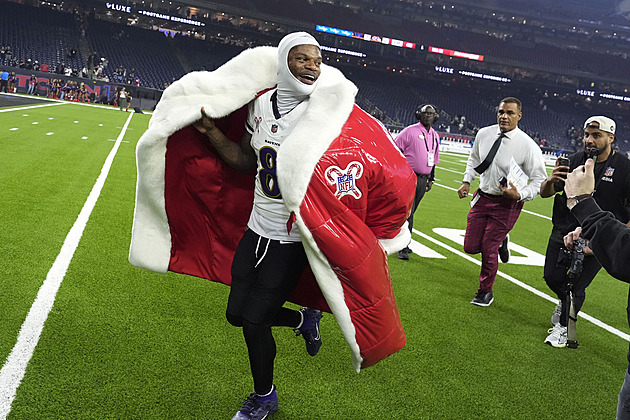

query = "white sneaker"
[
  {"left": 545, "top": 324, "right": 567, "bottom": 347},
  {"left": 551, "top": 302, "right": 562, "bottom": 326}
]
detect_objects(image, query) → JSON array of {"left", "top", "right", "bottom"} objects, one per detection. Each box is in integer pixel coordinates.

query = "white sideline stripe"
[
  {"left": 0, "top": 112, "right": 134, "bottom": 419},
  {"left": 413, "top": 228, "right": 630, "bottom": 342},
  {"left": 0, "top": 92, "right": 61, "bottom": 102},
  {"left": 0, "top": 93, "right": 153, "bottom": 114},
  {"left": 0, "top": 102, "right": 66, "bottom": 113}
]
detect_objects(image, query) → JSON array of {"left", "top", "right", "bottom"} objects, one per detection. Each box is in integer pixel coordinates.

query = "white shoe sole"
[
  {"left": 545, "top": 340, "right": 567, "bottom": 348},
  {"left": 471, "top": 297, "right": 494, "bottom": 307}
]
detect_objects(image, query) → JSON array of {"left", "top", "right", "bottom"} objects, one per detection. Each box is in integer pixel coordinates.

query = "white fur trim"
[
  {"left": 128, "top": 135, "right": 170, "bottom": 272},
  {"left": 130, "top": 47, "right": 278, "bottom": 272},
  {"left": 294, "top": 214, "right": 363, "bottom": 372},
  {"left": 379, "top": 227, "right": 411, "bottom": 255},
  {"left": 150, "top": 47, "right": 278, "bottom": 132}
]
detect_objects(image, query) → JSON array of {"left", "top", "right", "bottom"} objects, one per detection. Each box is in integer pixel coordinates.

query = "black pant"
[
  {"left": 405, "top": 174, "right": 430, "bottom": 240},
  {"left": 226, "top": 229, "right": 309, "bottom": 394},
  {"left": 543, "top": 237, "right": 602, "bottom": 326}
]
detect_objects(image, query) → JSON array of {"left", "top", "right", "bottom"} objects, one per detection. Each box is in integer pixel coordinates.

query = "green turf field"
[{"left": 1, "top": 96, "right": 628, "bottom": 419}]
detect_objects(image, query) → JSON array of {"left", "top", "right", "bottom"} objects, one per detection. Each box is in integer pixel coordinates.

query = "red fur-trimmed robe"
[{"left": 129, "top": 46, "right": 416, "bottom": 371}]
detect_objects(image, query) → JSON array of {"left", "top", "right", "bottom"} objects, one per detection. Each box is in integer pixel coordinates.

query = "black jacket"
[
  {"left": 552, "top": 151, "right": 630, "bottom": 241},
  {"left": 572, "top": 197, "right": 630, "bottom": 282}
]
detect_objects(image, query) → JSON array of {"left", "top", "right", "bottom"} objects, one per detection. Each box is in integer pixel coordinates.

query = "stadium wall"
[{"left": 4, "top": 67, "right": 163, "bottom": 110}]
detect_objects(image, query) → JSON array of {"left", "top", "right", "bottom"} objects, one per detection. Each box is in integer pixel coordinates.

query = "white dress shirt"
[{"left": 463, "top": 124, "right": 547, "bottom": 202}]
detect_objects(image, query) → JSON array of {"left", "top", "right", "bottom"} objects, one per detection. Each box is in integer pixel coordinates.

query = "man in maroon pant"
[{"left": 457, "top": 97, "right": 547, "bottom": 306}]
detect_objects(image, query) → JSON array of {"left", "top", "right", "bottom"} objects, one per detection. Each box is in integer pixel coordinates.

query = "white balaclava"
[{"left": 276, "top": 31, "right": 320, "bottom": 116}]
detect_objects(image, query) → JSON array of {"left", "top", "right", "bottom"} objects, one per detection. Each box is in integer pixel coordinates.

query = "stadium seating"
[
  {"left": 1, "top": 0, "right": 629, "bottom": 153},
  {"left": 86, "top": 19, "right": 186, "bottom": 89},
  {"left": 250, "top": 0, "right": 323, "bottom": 23},
  {"left": 173, "top": 35, "right": 245, "bottom": 72},
  {"left": 0, "top": 2, "right": 84, "bottom": 71}
]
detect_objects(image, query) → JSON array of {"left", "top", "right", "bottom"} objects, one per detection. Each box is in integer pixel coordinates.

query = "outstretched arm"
[{"left": 541, "top": 157, "right": 570, "bottom": 198}]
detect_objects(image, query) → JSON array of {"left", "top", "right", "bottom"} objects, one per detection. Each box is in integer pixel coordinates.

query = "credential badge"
[{"left": 325, "top": 161, "right": 364, "bottom": 199}]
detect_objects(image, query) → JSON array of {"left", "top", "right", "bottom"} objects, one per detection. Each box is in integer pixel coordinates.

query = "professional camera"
[
  {"left": 557, "top": 237, "right": 587, "bottom": 279},
  {"left": 557, "top": 236, "right": 587, "bottom": 349}
]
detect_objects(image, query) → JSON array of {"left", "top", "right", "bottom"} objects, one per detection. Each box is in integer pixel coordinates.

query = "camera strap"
[
  {"left": 567, "top": 282, "right": 579, "bottom": 348},
  {"left": 475, "top": 133, "right": 504, "bottom": 174}
]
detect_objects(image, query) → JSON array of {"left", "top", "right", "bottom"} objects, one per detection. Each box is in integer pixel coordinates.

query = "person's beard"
[{"left": 584, "top": 145, "right": 604, "bottom": 160}]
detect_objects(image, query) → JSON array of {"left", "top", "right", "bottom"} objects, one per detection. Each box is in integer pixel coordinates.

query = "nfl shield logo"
[
  {"left": 271, "top": 124, "right": 278, "bottom": 133},
  {"left": 337, "top": 174, "right": 354, "bottom": 194},
  {"left": 605, "top": 167, "right": 615, "bottom": 177},
  {"left": 325, "top": 161, "right": 364, "bottom": 199}
]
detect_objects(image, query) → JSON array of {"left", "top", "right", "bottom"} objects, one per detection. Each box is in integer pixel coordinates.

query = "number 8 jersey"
[{"left": 245, "top": 89, "right": 308, "bottom": 241}]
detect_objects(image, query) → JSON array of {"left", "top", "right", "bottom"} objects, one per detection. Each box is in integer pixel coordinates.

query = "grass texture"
[{"left": 1, "top": 98, "right": 628, "bottom": 419}]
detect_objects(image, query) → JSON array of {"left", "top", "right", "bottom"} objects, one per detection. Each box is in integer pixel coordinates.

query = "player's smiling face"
[{"left": 287, "top": 44, "right": 321, "bottom": 85}]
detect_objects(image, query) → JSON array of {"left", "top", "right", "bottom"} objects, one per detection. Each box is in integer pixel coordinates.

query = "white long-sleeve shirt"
[{"left": 463, "top": 124, "right": 547, "bottom": 202}]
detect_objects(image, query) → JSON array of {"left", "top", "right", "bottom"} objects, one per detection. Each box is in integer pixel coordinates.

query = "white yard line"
[
  {"left": 0, "top": 112, "right": 134, "bottom": 420},
  {"left": 434, "top": 182, "right": 458, "bottom": 192},
  {"left": 522, "top": 209, "right": 552, "bottom": 220},
  {"left": 436, "top": 167, "right": 464, "bottom": 174},
  {"left": 412, "top": 228, "right": 630, "bottom": 342}
]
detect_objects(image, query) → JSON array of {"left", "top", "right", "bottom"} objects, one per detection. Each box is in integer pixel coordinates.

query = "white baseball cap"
[{"left": 584, "top": 115, "right": 616, "bottom": 134}]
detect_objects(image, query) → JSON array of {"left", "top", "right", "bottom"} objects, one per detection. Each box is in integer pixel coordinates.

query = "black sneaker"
[
  {"left": 231, "top": 388, "right": 279, "bottom": 420},
  {"left": 498, "top": 234, "right": 510, "bottom": 263},
  {"left": 295, "top": 307, "right": 322, "bottom": 356},
  {"left": 471, "top": 291, "right": 494, "bottom": 307},
  {"left": 397, "top": 247, "right": 410, "bottom": 260}
]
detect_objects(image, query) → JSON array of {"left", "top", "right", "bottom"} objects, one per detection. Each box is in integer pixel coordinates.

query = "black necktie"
[{"left": 475, "top": 133, "right": 504, "bottom": 174}]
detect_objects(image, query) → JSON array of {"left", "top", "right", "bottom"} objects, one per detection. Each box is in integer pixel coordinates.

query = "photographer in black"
[
  {"left": 539, "top": 116, "right": 630, "bottom": 347},
  {"left": 563, "top": 158, "right": 630, "bottom": 419}
]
